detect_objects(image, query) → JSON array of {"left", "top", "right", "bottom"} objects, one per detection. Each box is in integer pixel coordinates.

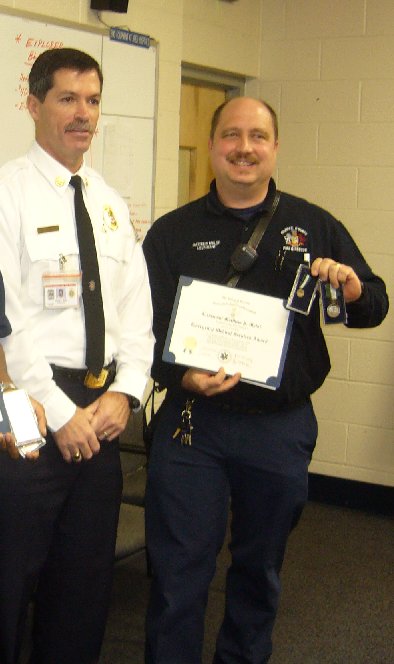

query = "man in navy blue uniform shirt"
[{"left": 143, "top": 97, "right": 389, "bottom": 664}]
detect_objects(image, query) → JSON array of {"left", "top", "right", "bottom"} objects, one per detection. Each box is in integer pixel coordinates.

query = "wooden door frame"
[
  {"left": 181, "top": 63, "right": 245, "bottom": 98},
  {"left": 178, "top": 65, "right": 246, "bottom": 205}
]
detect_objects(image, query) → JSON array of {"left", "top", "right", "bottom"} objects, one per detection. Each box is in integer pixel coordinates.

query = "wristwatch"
[
  {"left": 125, "top": 394, "right": 140, "bottom": 410},
  {"left": 0, "top": 382, "right": 17, "bottom": 392}
]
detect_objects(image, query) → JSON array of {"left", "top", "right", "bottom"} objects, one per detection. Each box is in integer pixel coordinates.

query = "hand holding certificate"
[{"left": 163, "top": 277, "right": 294, "bottom": 390}]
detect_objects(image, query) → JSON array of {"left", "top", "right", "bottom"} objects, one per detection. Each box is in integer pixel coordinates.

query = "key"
[
  {"left": 181, "top": 424, "right": 193, "bottom": 446},
  {"left": 180, "top": 399, "right": 194, "bottom": 446}
]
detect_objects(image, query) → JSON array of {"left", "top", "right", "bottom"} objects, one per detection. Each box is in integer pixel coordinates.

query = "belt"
[
  {"left": 212, "top": 402, "right": 270, "bottom": 415},
  {"left": 203, "top": 396, "right": 309, "bottom": 416},
  {"left": 51, "top": 360, "right": 116, "bottom": 389}
]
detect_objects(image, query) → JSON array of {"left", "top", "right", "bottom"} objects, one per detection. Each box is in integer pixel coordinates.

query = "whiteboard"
[{"left": 0, "top": 11, "right": 156, "bottom": 240}]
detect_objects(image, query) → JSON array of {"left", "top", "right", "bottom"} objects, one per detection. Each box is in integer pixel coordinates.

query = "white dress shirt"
[{"left": 0, "top": 142, "right": 154, "bottom": 431}]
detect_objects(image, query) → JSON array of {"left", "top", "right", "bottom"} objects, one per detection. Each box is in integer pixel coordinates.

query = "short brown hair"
[
  {"left": 29, "top": 47, "right": 103, "bottom": 102},
  {"left": 210, "top": 98, "right": 279, "bottom": 142}
]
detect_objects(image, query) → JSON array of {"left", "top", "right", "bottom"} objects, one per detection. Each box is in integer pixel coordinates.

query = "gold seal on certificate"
[{"left": 163, "top": 277, "right": 294, "bottom": 390}]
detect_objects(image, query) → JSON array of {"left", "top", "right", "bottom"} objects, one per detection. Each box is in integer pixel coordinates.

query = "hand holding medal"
[
  {"left": 311, "top": 258, "right": 363, "bottom": 301},
  {"left": 287, "top": 258, "right": 363, "bottom": 323},
  {"left": 310, "top": 257, "right": 364, "bottom": 325}
]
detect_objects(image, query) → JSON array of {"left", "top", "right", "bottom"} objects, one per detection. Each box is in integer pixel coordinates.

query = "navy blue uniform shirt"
[{"left": 143, "top": 179, "right": 389, "bottom": 412}]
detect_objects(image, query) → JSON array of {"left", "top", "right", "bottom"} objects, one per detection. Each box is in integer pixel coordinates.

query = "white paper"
[{"left": 163, "top": 278, "right": 293, "bottom": 390}]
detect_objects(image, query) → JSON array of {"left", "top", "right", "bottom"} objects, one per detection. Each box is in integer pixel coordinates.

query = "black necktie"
[{"left": 70, "top": 175, "right": 105, "bottom": 377}]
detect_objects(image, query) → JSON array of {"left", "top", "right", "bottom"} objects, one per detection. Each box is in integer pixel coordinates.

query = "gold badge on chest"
[{"left": 102, "top": 205, "right": 118, "bottom": 232}]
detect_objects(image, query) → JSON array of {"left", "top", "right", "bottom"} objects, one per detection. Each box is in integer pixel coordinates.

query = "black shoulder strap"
[
  {"left": 226, "top": 191, "right": 281, "bottom": 288},
  {"left": 246, "top": 190, "right": 281, "bottom": 250}
]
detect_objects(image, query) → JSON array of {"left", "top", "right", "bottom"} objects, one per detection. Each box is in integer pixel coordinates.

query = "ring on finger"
[
  {"left": 102, "top": 430, "right": 109, "bottom": 439},
  {"left": 73, "top": 449, "right": 82, "bottom": 462}
]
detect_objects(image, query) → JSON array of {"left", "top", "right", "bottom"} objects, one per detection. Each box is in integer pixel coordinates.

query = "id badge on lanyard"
[{"left": 42, "top": 254, "right": 81, "bottom": 309}]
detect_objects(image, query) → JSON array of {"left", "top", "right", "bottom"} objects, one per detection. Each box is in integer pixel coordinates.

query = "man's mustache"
[
  {"left": 65, "top": 122, "right": 94, "bottom": 133},
  {"left": 227, "top": 151, "right": 258, "bottom": 165}
]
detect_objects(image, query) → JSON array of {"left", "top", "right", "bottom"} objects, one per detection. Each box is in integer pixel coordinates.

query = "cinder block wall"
[{"left": 255, "top": 0, "right": 393, "bottom": 486}]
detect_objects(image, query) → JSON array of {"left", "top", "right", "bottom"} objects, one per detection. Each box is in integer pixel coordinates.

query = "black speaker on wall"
[{"left": 91, "top": 0, "right": 129, "bottom": 12}]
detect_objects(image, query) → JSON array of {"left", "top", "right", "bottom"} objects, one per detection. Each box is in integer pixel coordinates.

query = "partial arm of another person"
[{"left": 0, "top": 345, "right": 46, "bottom": 460}]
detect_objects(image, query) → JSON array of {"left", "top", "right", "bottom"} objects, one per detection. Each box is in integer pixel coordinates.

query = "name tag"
[{"left": 37, "top": 225, "right": 60, "bottom": 234}]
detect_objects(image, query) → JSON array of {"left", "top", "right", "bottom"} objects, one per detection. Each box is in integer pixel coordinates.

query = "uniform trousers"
[
  {"left": 145, "top": 395, "right": 317, "bottom": 664},
  {"left": 0, "top": 373, "right": 123, "bottom": 664}
]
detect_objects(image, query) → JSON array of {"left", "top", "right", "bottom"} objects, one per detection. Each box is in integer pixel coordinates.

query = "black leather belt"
[{"left": 51, "top": 360, "right": 116, "bottom": 389}]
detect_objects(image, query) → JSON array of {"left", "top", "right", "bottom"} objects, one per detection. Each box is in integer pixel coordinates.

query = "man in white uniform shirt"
[{"left": 0, "top": 48, "right": 154, "bottom": 664}]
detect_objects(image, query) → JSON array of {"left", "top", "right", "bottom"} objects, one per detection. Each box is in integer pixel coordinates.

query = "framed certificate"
[{"left": 163, "top": 276, "right": 294, "bottom": 390}]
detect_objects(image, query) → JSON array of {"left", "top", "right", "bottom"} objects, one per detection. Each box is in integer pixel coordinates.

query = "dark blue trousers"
[
  {"left": 145, "top": 396, "right": 317, "bottom": 664},
  {"left": 0, "top": 376, "right": 123, "bottom": 664}
]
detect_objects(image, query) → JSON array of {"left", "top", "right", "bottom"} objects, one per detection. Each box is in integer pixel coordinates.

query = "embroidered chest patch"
[
  {"left": 280, "top": 226, "right": 308, "bottom": 254},
  {"left": 192, "top": 240, "right": 221, "bottom": 251}
]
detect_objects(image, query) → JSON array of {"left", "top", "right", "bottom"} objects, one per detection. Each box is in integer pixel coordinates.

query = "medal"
[
  {"left": 327, "top": 302, "right": 341, "bottom": 318},
  {"left": 287, "top": 264, "right": 318, "bottom": 315},
  {"left": 320, "top": 282, "right": 347, "bottom": 324}
]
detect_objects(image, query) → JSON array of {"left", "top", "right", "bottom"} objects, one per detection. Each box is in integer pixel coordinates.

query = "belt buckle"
[{"left": 84, "top": 368, "right": 108, "bottom": 389}]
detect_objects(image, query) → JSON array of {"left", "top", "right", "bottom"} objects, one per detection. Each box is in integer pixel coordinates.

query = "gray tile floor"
[{"left": 100, "top": 500, "right": 394, "bottom": 664}]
